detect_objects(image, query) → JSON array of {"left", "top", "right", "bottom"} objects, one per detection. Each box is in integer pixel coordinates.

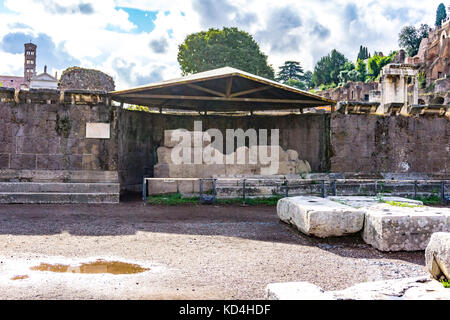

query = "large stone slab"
[
  {"left": 425, "top": 232, "right": 450, "bottom": 280},
  {"left": 362, "top": 204, "right": 450, "bottom": 251},
  {"left": 277, "top": 196, "right": 365, "bottom": 238},
  {"left": 266, "top": 277, "right": 450, "bottom": 300}
]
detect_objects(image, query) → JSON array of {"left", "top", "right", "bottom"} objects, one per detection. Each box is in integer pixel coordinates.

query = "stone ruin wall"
[
  {"left": 1, "top": 88, "right": 447, "bottom": 191},
  {"left": 0, "top": 88, "right": 118, "bottom": 183},
  {"left": 316, "top": 82, "right": 378, "bottom": 102},
  {"left": 118, "top": 110, "right": 330, "bottom": 191},
  {"left": 155, "top": 130, "right": 312, "bottom": 176},
  {"left": 58, "top": 67, "right": 115, "bottom": 92},
  {"left": 330, "top": 113, "right": 450, "bottom": 174}
]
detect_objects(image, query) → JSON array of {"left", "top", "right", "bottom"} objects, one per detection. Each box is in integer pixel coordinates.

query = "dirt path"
[{"left": 0, "top": 199, "right": 426, "bottom": 299}]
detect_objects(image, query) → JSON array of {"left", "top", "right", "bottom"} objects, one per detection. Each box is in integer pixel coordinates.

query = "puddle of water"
[
  {"left": 11, "top": 275, "right": 29, "bottom": 280},
  {"left": 30, "top": 259, "right": 150, "bottom": 275}
]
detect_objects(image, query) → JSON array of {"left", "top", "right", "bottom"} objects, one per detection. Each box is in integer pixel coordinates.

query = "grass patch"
[
  {"left": 376, "top": 195, "right": 423, "bottom": 208},
  {"left": 217, "top": 196, "right": 283, "bottom": 206},
  {"left": 146, "top": 193, "right": 282, "bottom": 206},
  {"left": 146, "top": 193, "right": 199, "bottom": 205},
  {"left": 441, "top": 279, "right": 450, "bottom": 288},
  {"left": 383, "top": 201, "right": 423, "bottom": 208},
  {"left": 415, "top": 195, "right": 442, "bottom": 205}
]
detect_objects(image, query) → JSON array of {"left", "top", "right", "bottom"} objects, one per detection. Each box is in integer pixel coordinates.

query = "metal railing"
[{"left": 143, "top": 177, "right": 449, "bottom": 205}]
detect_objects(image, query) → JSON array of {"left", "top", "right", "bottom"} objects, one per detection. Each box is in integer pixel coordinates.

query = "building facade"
[{"left": 30, "top": 66, "right": 58, "bottom": 89}]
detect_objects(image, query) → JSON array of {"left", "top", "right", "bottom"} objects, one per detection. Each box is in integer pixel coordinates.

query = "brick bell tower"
[{"left": 24, "top": 42, "right": 37, "bottom": 84}]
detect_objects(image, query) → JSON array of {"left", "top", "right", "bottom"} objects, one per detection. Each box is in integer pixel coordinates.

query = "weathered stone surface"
[
  {"left": 330, "top": 113, "right": 450, "bottom": 174},
  {"left": 225, "top": 164, "right": 258, "bottom": 176},
  {"left": 265, "top": 282, "right": 333, "bottom": 300},
  {"left": 286, "top": 149, "right": 299, "bottom": 161},
  {"left": 0, "top": 192, "right": 119, "bottom": 204},
  {"left": 362, "top": 204, "right": 450, "bottom": 252},
  {"left": 157, "top": 147, "right": 173, "bottom": 164},
  {"left": 0, "top": 182, "right": 120, "bottom": 204},
  {"left": 275, "top": 161, "right": 297, "bottom": 175},
  {"left": 266, "top": 277, "right": 450, "bottom": 300},
  {"left": 146, "top": 178, "right": 211, "bottom": 195},
  {"left": 201, "top": 164, "right": 226, "bottom": 177},
  {"left": 163, "top": 130, "right": 211, "bottom": 148},
  {"left": 0, "top": 154, "right": 9, "bottom": 169},
  {"left": 425, "top": 232, "right": 450, "bottom": 280},
  {"left": 277, "top": 196, "right": 366, "bottom": 238},
  {"left": 295, "top": 160, "right": 311, "bottom": 174},
  {"left": 147, "top": 179, "right": 178, "bottom": 195},
  {"left": 249, "top": 145, "right": 289, "bottom": 162},
  {"left": 58, "top": 67, "right": 115, "bottom": 91},
  {"left": 164, "top": 129, "right": 188, "bottom": 148},
  {"left": 10, "top": 154, "right": 36, "bottom": 170},
  {"left": 0, "top": 182, "right": 119, "bottom": 193},
  {"left": 153, "top": 163, "right": 184, "bottom": 178},
  {"left": 0, "top": 169, "right": 118, "bottom": 183},
  {"left": 329, "top": 196, "right": 424, "bottom": 208}
]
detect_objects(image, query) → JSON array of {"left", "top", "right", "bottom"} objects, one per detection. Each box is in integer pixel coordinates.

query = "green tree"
[
  {"left": 398, "top": 24, "right": 429, "bottom": 57},
  {"left": 177, "top": 27, "right": 274, "bottom": 79},
  {"left": 337, "top": 62, "right": 355, "bottom": 84},
  {"left": 303, "top": 71, "right": 314, "bottom": 89},
  {"left": 357, "top": 46, "right": 370, "bottom": 61},
  {"left": 276, "top": 61, "right": 305, "bottom": 82},
  {"left": 285, "top": 78, "right": 306, "bottom": 90},
  {"left": 355, "top": 59, "right": 367, "bottom": 82},
  {"left": 313, "top": 49, "right": 349, "bottom": 87},
  {"left": 367, "top": 52, "right": 396, "bottom": 80},
  {"left": 436, "top": 3, "right": 447, "bottom": 27}
]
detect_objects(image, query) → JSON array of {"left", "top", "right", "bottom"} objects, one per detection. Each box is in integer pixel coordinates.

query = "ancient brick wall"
[
  {"left": 330, "top": 114, "right": 450, "bottom": 173},
  {"left": 316, "top": 82, "right": 378, "bottom": 102},
  {"left": 118, "top": 110, "right": 330, "bottom": 191},
  {"left": 0, "top": 88, "right": 118, "bottom": 182}
]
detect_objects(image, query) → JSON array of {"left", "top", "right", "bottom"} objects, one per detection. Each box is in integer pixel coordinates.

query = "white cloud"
[{"left": 0, "top": 0, "right": 443, "bottom": 89}]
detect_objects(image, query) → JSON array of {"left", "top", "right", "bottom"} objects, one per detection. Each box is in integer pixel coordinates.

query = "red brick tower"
[{"left": 24, "top": 43, "right": 37, "bottom": 83}]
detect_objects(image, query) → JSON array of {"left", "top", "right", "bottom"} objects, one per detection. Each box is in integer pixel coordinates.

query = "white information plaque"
[{"left": 86, "top": 123, "right": 110, "bottom": 139}]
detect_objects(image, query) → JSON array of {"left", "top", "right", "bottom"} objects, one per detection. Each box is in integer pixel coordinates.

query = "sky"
[{"left": 0, "top": 0, "right": 445, "bottom": 90}]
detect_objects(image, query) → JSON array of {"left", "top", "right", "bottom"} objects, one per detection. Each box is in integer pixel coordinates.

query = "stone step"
[
  {"left": 0, "top": 192, "right": 119, "bottom": 204},
  {"left": 0, "top": 170, "right": 119, "bottom": 183},
  {"left": 0, "top": 182, "right": 120, "bottom": 194}
]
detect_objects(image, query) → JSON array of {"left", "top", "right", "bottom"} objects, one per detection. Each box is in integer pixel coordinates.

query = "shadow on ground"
[{"left": 0, "top": 193, "right": 424, "bottom": 266}]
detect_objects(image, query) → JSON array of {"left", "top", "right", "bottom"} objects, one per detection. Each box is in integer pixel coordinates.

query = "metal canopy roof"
[{"left": 110, "top": 67, "right": 335, "bottom": 112}]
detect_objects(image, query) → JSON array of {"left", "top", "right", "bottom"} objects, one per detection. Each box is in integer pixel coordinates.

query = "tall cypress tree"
[
  {"left": 436, "top": 3, "right": 447, "bottom": 27},
  {"left": 357, "top": 46, "right": 370, "bottom": 61}
]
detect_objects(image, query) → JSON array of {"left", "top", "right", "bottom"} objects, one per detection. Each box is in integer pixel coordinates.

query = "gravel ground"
[{"left": 0, "top": 197, "right": 426, "bottom": 300}]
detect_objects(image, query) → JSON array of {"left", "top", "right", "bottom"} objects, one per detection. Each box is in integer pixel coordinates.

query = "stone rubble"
[
  {"left": 425, "top": 232, "right": 450, "bottom": 281},
  {"left": 266, "top": 276, "right": 450, "bottom": 300}
]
